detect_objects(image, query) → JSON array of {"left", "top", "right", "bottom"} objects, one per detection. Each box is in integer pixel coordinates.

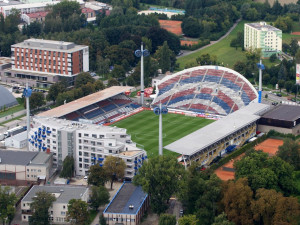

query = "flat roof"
[
  {"left": 165, "top": 103, "right": 270, "bottom": 156},
  {"left": 104, "top": 183, "right": 147, "bottom": 214},
  {"left": 261, "top": 104, "right": 300, "bottom": 121},
  {"left": 5, "top": 130, "right": 27, "bottom": 142},
  {"left": 22, "top": 185, "right": 88, "bottom": 204},
  {"left": 0, "top": 150, "right": 38, "bottom": 165},
  {"left": 38, "top": 86, "right": 133, "bottom": 118},
  {"left": 246, "top": 22, "right": 281, "bottom": 31}
]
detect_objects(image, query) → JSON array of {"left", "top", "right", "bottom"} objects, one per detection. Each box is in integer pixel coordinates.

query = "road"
[{"left": 177, "top": 18, "right": 242, "bottom": 59}]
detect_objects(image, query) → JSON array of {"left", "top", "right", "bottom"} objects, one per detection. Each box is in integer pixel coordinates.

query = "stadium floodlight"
[
  {"left": 256, "top": 59, "right": 265, "bottom": 103},
  {"left": 135, "top": 42, "right": 150, "bottom": 106},
  {"left": 22, "top": 83, "right": 32, "bottom": 143},
  {"left": 153, "top": 103, "right": 168, "bottom": 155}
]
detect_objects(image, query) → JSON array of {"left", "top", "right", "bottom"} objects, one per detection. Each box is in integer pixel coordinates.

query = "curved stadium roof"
[
  {"left": 0, "top": 85, "right": 18, "bottom": 109},
  {"left": 152, "top": 65, "right": 258, "bottom": 115}
]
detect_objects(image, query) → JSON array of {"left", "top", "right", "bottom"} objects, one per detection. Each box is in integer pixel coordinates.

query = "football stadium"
[{"left": 38, "top": 65, "right": 272, "bottom": 166}]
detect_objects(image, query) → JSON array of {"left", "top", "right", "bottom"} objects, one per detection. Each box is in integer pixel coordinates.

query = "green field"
[
  {"left": 112, "top": 110, "right": 214, "bottom": 157},
  {"left": 177, "top": 20, "right": 247, "bottom": 70}
]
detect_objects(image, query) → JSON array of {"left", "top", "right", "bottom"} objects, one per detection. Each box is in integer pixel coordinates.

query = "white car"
[{"left": 83, "top": 176, "right": 88, "bottom": 180}]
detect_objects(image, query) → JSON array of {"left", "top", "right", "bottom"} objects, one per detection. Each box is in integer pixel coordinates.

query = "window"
[
  {"left": 61, "top": 211, "right": 65, "bottom": 215},
  {"left": 78, "top": 133, "right": 81, "bottom": 137},
  {"left": 63, "top": 205, "right": 66, "bottom": 209},
  {"left": 84, "top": 133, "right": 89, "bottom": 137}
]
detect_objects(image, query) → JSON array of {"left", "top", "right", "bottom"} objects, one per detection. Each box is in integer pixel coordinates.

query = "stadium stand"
[{"left": 152, "top": 65, "right": 258, "bottom": 115}]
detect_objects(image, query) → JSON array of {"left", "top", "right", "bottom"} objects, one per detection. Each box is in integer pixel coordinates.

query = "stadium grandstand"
[
  {"left": 152, "top": 65, "right": 258, "bottom": 116},
  {"left": 166, "top": 103, "right": 271, "bottom": 166},
  {"left": 39, "top": 86, "right": 140, "bottom": 124}
]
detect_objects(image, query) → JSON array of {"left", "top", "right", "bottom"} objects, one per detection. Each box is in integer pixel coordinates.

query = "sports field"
[{"left": 112, "top": 110, "right": 214, "bottom": 157}]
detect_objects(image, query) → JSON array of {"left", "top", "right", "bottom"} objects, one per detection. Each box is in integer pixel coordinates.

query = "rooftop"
[
  {"left": 38, "top": 86, "right": 134, "bottom": 118},
  {"left": 5, "top": 130, "right": 27, "bottom": 142},
  {"left": 260, "top": 104, "right": 300, "bottom": 121},
  {"left": 25, "top": 11, "right": 48, "bottom": 18},
  {"left": 104, "top": 183, "right": 147, "bottom": 215},
  {"left": 165, "top": 103, "right": 271, "bottom": 156},
  {"left": 246, "top": 22, "right": 281, "bottom": 31},
  {"left": 0, "top": 150, "right": 37, "bottom": 165},
  {"left": 82, "top": 7, "right": 94, "bottom": 13},
  {"left": 22, "top": 185, "right": 88, "bottom": 204}
]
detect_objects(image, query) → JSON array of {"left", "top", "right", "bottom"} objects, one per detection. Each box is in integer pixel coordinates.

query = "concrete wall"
[{"left": 258, "top": 124, "right": 300, "bottom": 135}]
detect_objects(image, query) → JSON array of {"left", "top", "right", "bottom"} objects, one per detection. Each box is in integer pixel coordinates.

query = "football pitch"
[{"left": 112, "top": 110, "right": 214, "bottom": 157}]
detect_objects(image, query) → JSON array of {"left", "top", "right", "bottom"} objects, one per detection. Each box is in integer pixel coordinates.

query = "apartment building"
[
  {"left": 21, "top": 11, "right": 48, "bottom": 25},
  {"left": 1, "top": 39, "right": 89, "bottom": 88},
  {"left": 21, "top": 185, "right": 89, "bottom": 223},
  {"left": 28, "top": 117, "right": 147, "bottom": 179},
  {"left": 244, "top": 22, "right": 282, "bottom": 58}
]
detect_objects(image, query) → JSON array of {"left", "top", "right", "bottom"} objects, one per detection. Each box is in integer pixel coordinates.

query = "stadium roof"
[
  {"left": 104, "top": 182, "right": 147, "bottom": 215},
  {"left": 39, "top": 86, "right": 133, "bottom": 118},
  {"left": 165, "top": 103, "right": 270, "bottom": 156},
  {"left": 23, "top": 185, "right": 88, "bottom": 204},
  {"left": 260, "top": 104, "right": 300, "bottom": 121},
  {"left": 0, "top": 85, "right": 18, "bottom": 109}
]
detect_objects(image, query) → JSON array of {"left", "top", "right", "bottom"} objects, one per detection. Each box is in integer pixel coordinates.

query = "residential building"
[
  {"left": 244, "top": 22, "right": 282, "bottom": 58},
  {"left": 21, "top": 185, "right": 89, "bottom": 223},
  {"left": 1, "top": 39, "right": 89, "bottom": 87},
  {"left": 21, "top": 11, "right": 48, "bottom": 25},
  {"left": 29, "top": 117, "right": 147, "bottom": 179},
  {"left": 103, "top": 182, "right": 149, "bottom": 225},
  {"left": 0, "top": 150, "right": 53, "bottom": 185}
]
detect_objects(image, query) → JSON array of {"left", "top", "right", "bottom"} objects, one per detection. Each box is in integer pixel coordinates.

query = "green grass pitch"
[{"left": 112, "top": 110, "right": 214, "bottom": 158}]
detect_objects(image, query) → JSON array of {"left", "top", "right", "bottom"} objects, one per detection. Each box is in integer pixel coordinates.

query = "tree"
[
  {"left": 60, "top": 155, "right": 74, "bottom": 179},
  {"left": 277, "top": 138, "right": 300, "bottom": 170},
  {"left": 99, "top": 215, "right": 106, "bottom": 225},
  {"left": 278, "top": 79, "right": 285, "bottom": 92},
  {"left": 103, "top": 156, "right": 126, "bottom": 189},
  {"left": 67, "top": 199, "right": 89, "bottom": 225},
  {"left": 0, "top": 186, "right": 16, "bottom": 225},
  {"left": 29, "top": 191, "right": 56, "bottom": 225},
  {"left": 285, "top": 80, "right": 294, "bottom": 93},
  {"left": 212, "top": 213, "right": 234, "bottom": 225},
  {"left": 269, "top": 54, "right": 277, "bottom": 62},
  {"left": 274, "top": 16, "right": 293, "bottom": 33},
  {"left": 178, "top": 215, "right": 199, "bottom": 225},
  {"left": 75, "top": 72, "right": 94, "bottom": 88},
  {"left": 27, "top": 92, "right": 45, "bottom": 110},
  {"left": 111, "top": 64, "right": 126, "bottom": 80},
  {"left": 181, "top": 17, "right": 201, "bottom": 38},
  {"left": 90, "top": 185, "right": 110, "bottom": 210},
  {"left": 88, "top": 164, "right": 109, "bottom": 186},
  {"left": 107, "top": 78, "right": 120, "bottom": 87},
  {"left": 154, "top": 41, "right": 174, "bottom": 73},
  {"left": 221, "top": 178, "right": 254, "bottom": 225},
  {"left": 159, "top": 214, "right": 176, "bottom": 225},
  {"left": 47, "top": 81, "right": 66, "bottom": 102},
  {"left": 134, "top": 155, "right": 185, "bottom": 214},
  {"left": 196, "top": 53, "right": 217, "bottom": 66}
]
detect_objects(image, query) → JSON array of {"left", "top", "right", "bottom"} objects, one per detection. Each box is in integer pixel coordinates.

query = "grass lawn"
[
  {"left": 177, "top": 20, "right": 247, "bottom": 70},
  {"left": 0, "top": 104, "right": 25, "bottom": 118},
  {"left": 112, "top": 110, "right": 214, "bottom": 157}
]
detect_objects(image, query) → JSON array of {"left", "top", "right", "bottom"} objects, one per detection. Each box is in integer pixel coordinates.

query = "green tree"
[
  {"left": 67, "top": 199, "right": 89, "bottom": 225},
  {"left": 0, "top": 186, "right": 16, "bottom": 225},
  {"left": 107, "top": 78, "right": 120, "bottom": 87},
  {"left": 60, "top": 155, "right": 74, "bottom": 179},
  {"left": 196, "top": 53, "right": 217, "bottom": 66},
  {"left": 154, "top": 41, "right": 175, "bottom": 73},
  {"left": 90, "top": 185, "right": 110, "bottom": 210},
  {"left": 274, "top": 16, "right": 293, "bottom": 33},
  {"left": 111, "top": 64, "right": 126, "bottom": 80},
  {"left": 28, "top": 92, "right": 45, "bottom": 110},
  {"left": 99, "top": 215, "right": 106, "bottom": 225},
  {"left": 178, "top": 215, "right": 199, "bottom": 225},
  {"left": 47, "top": 82, "right": 66, "bottom": 102},
  {"left": 212, "top": 212, "right": 234, "bottom": 225},
  {"left": 181, "top": 17, "right": 201, "bottom": 38},
  {"left": 134, "top": 155, "right": 185, "bottom": 214},
  {"left": 269, "top": 54, "right": 277, "bottom": 62},
  {"left": 278, "top": 79, "right": 285, "bottom": 92},
  {"left": 88, "top": 164, "right": 109, "bottom": 187},
  {"left": 75, "top": 72, "right": 94, "bottom": 88},
  {"left": 103, "top": 156, "right": 126, "bottom": 189},
  {"left": 159, "top": 214, "right": 176, "bottom": 225},
  {"left": 285, "top": 81, "right": 294, "bottom": 93},
  {"left": 277, "top": 138, "right": 300, "bottom": 170},
  {"left": 29, "top": 191, "right": 56, "bottom": 225}
]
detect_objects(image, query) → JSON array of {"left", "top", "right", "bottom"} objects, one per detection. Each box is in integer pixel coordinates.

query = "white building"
[
  {"left": 4, "top": 131, "right": 27, "bottom": 149},
  {"left": 244, "top": 22, "right": 282, "bottom": 58},
  {"left": 21, "top": 185, "right": 89, "bottom": 224},
  {"left": 29, "top": 117, "right": 147, "bottom": 179}
]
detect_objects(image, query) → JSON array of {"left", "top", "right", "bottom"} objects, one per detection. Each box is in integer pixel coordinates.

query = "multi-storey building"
[
  {"left": 21, "top": 11, "right": 48, "bottom": 25},
  {"left": 2, "top": 39, "right": 89, "bottom": 88},
  {"left": 244, "top": 22, "right": 282, "bottom": 58},
  {"left": 21, "top": 185, "right": 89, "bottom": 224},
  {"left": 28, "top": 117, "right": 147, "bottom": 179}
]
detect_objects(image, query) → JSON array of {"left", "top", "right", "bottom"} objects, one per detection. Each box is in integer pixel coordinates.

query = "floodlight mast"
[
  {"left": 257, "top": 59, "right": 265, "bottom": 103},
  {"left": 159, "top": 103, "right": 162, "bottom": 155},
  {"left": 26, "top": 83, "right": 30, "bottom": 135}
]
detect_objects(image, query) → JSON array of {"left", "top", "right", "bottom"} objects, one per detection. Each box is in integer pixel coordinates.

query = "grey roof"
[
  {"left": 165, "top": 103, "right": 271, "bottom": 156},
  {"left": 0, "top": 150, "right": 38, "bottom": 165},
  {"left": 31, "top": 152, "right": 52, "bottom": 165},
  {"left": 104, "top": 183, "right": 147, "bottom": 215},
  {"left": 261, "top": 104, "right": 300, "bottom": 121},
  {"left": 22, "top": 185, "right": 88, "bottom": 204},
  {"left": 0, "top": 85, "right": 18, "bottom": 109},
  {"left": 6, "top": 131, "right": 27, "bottom": 142},
  {"left": 246, "top": 22, "right": 281, "bottom": 31}
]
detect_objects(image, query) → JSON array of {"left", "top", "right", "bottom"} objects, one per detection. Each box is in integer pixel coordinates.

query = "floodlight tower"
[
  {"left": 256, "top": 59, "right": 265, "bottom": 103},
  {"left": 153, "top": 103, "right": 168, "bottom": 155},
  {"left": 23, "top": 83, "right": 32, "bottom": 137},
  {"left": 135, "top": 42, "right": 150, "bottom": 106}
]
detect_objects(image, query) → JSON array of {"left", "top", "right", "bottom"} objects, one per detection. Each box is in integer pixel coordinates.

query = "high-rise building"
[
  {"left": 244, "top": 22, "right": 282, "bottom": 58},
  {"left": 3, "top": 39, "right": 89, "bottom": 88}
]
